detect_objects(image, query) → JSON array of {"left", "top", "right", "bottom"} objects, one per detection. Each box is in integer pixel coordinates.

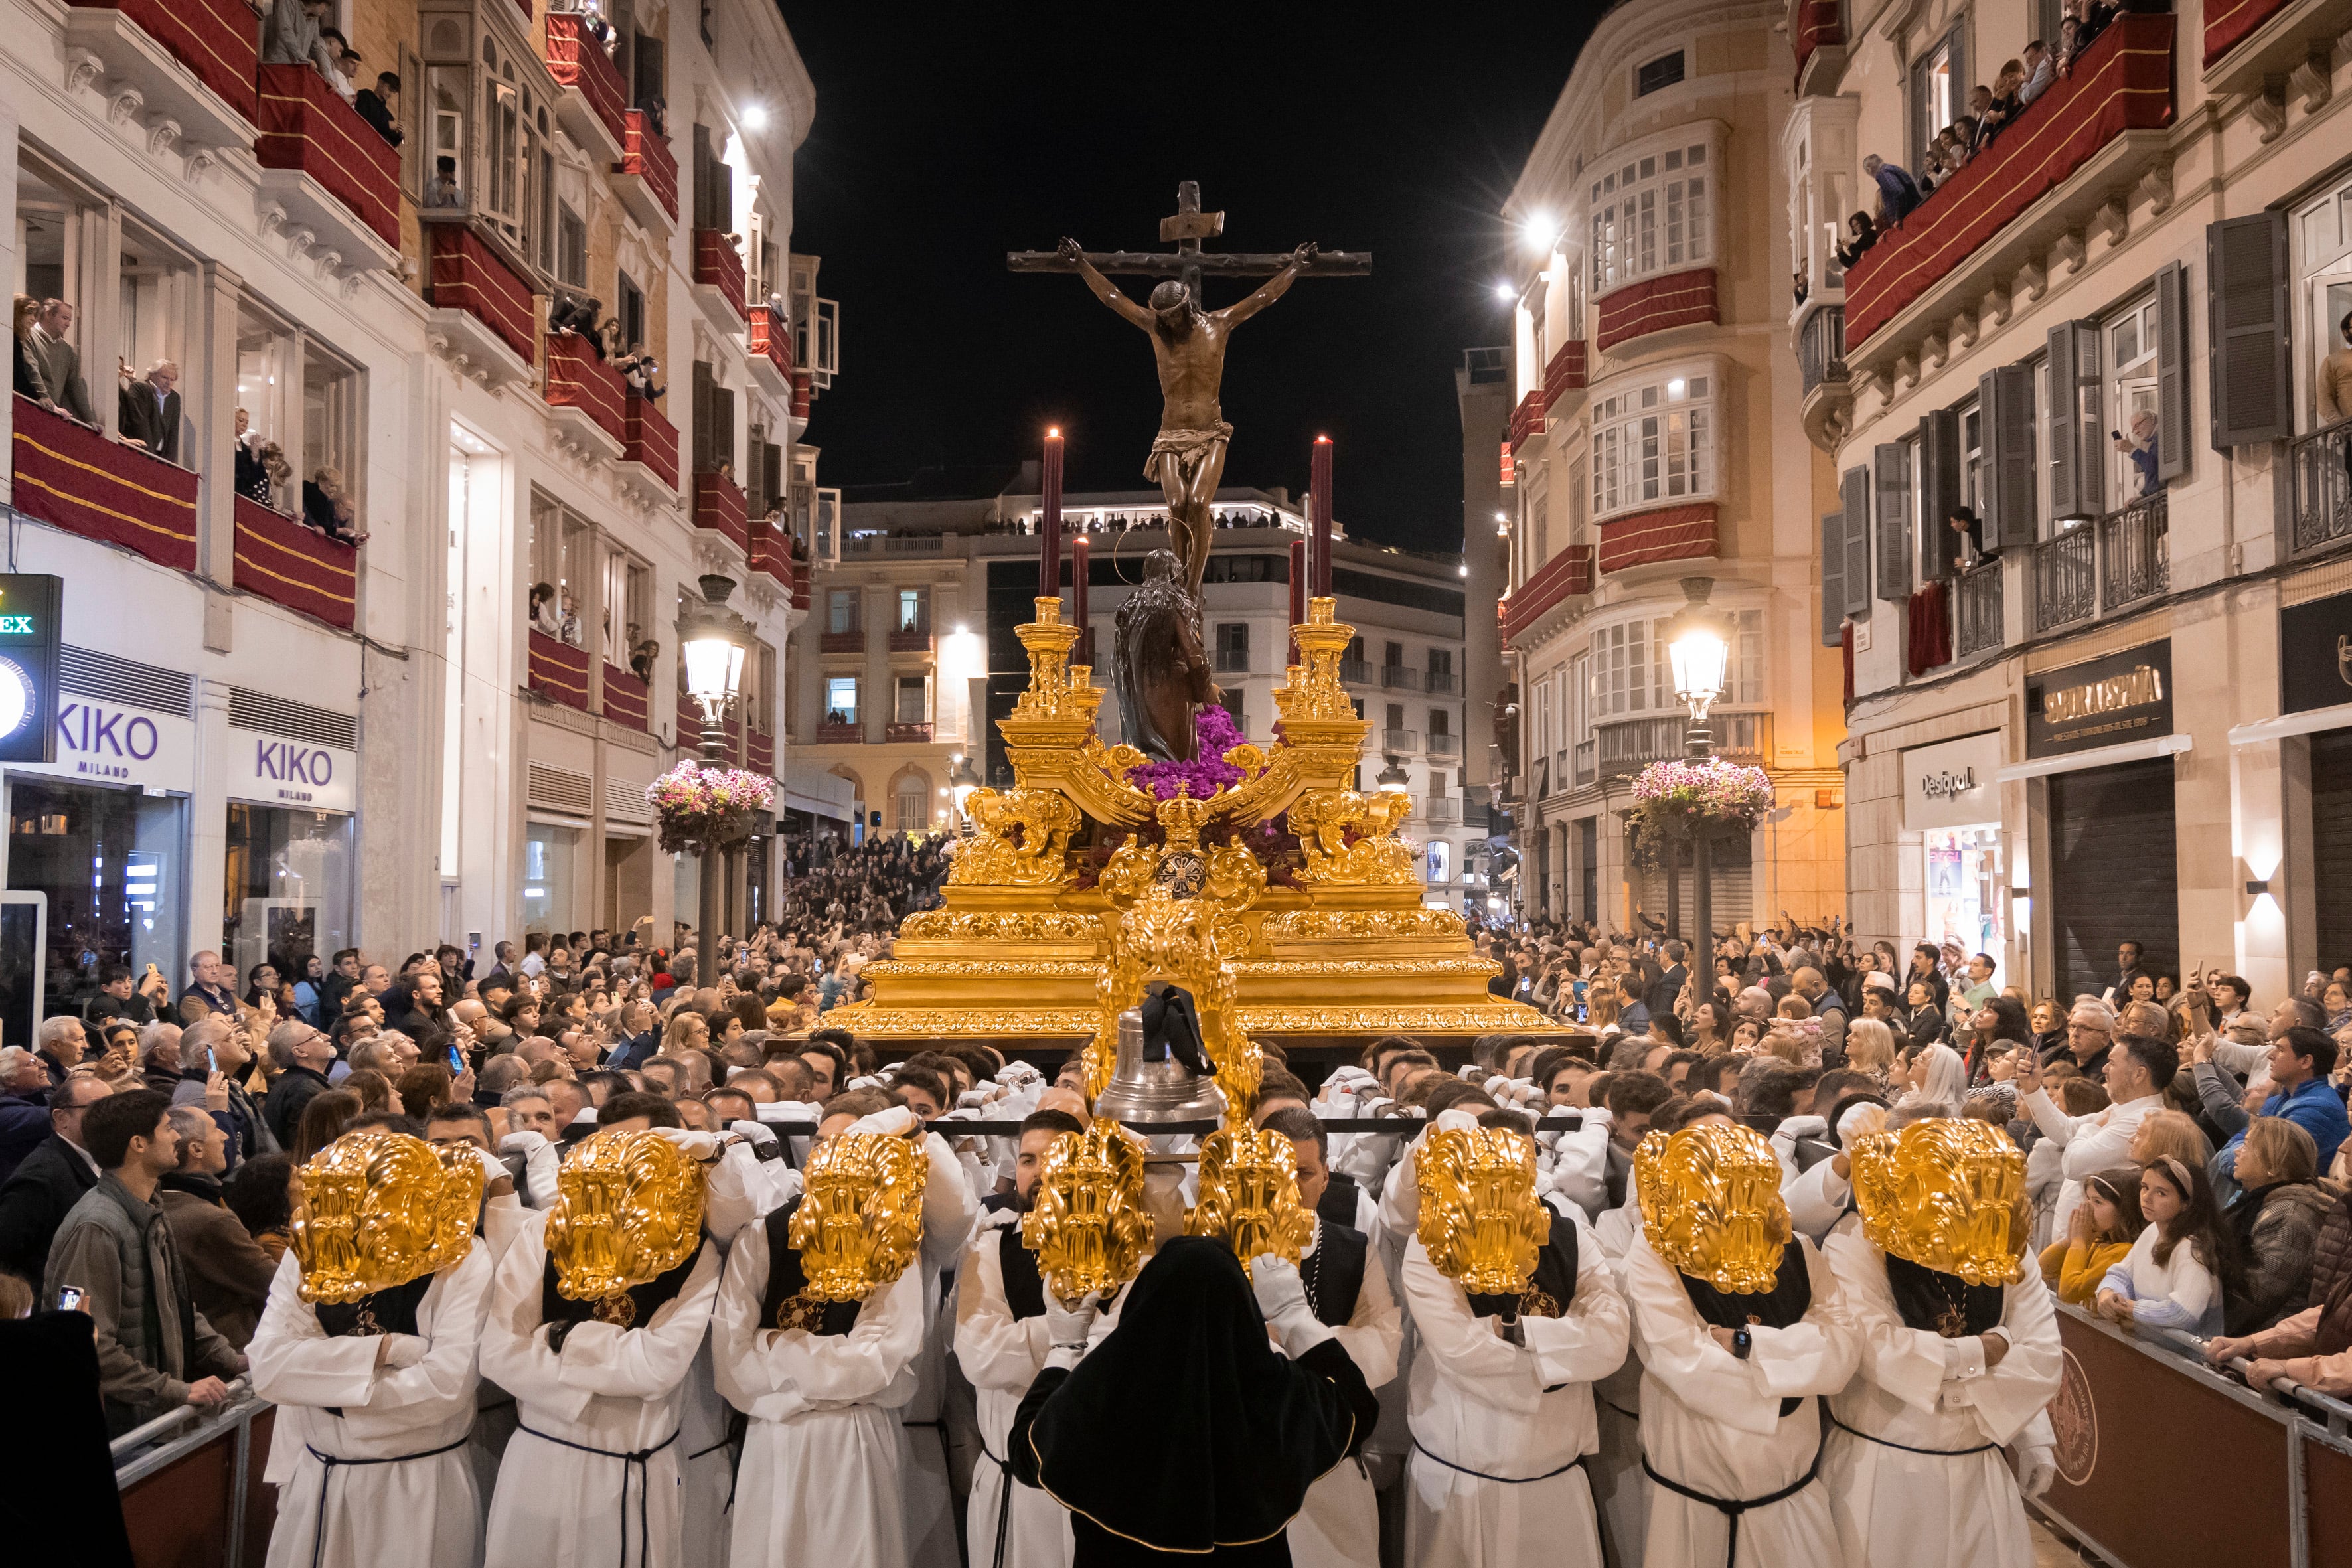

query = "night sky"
[{"left": 779, "top": 4, "right": 1600, "bottom": 551}]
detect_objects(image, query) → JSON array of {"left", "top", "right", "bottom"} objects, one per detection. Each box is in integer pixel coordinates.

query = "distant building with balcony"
[
  {"left": 1812, "top": 0, "right": 2352, "bottom": 1004},
  {"left": 1491, "top": 0, "right": 1849, "bottom": 933},
  {"left": 797, "top": 466, "right": 1481, "bottom": 905},
  {"left": 0, "top": 0, "right": 826, "bottom": 980}
]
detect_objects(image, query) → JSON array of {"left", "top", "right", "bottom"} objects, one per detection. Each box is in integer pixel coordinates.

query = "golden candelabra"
[{"left": 830, "top": 595, "right": 1554, "bottom": 1071}]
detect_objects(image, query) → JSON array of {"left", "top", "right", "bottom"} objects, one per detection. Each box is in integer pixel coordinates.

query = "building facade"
[
  {"left": 1, "top": 0, "right": 824, "bottom": 1020},
  {"left": 791, "top": 473, "right": 1492, "bottom": 908},
  {"left": 1494, "top": 0, "right": 1849, "bottom": 934},
  {"left": 1804, "top": 0, "right": 2352, "bottom": 1002}
]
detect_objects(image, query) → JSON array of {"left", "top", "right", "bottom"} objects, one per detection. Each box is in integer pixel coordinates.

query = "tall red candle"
[
  {"left": 1072, "top": 534, "right": 1091, "bottom": 665},
  {"left": 1038, "top": 427, "right": 1064, "bottom": 603},
  {"left": 1310, "top": 435, "right": 1333, "bottom": 598},
  {"left": 1287, "top": 538, "right": 1306, "bottom": 667}
]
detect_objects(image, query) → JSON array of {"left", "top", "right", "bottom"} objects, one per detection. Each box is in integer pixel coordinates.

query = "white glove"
[
  {"left": 728, "top": 1119, "right": 779, "bottom": 1151},
  {"left": 997, "top": 1062, "right": 1044, "bottom": 1087},
  {"left": 2013, "top": 1443, "right": 2056, "bottom": 1499},
  {"left": 1250, "top": 1255, "right": 1333, "bottom": 1356},
  {"left": 380, "top": 1334, "right": 430, "bottom": 1370},
  {"left": 759, "top": 1099, "right": 820, "bottom": 1124},
  {"left": 498, "top": 1130, "right": 550, "bottom": 1155},
  {"left": 469, "top": 1145, "right": 507, "bottom": 1184},
  {"left": 654, "top": 1127, "right": 721, "bottom": 1160},
  {"left": 1044, "top": 1291, "right": 1103, "bottom": 1368},
  {"left": 1433, "top": 1108, "right": 1481, "bottom": 1136},
  {"left": 848, "top": 1105, "right": 919, "bottom": 1138},
  {"left": 846, "top": 1074, "right": 887, "bottom": 1093}
]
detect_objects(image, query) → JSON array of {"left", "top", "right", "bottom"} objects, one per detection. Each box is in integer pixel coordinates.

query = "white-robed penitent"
[
  {"left": 248, "top": 1242, "right": 495, "bottom": 1568},
  {"left": 1820, "top": 1229, "right": 2063, "bottom": 1568},
  {"left": 895, "top": 1122, "right": 981, "bottom": 1568},
  {"left": 1588, "top": 1191, "right": 1648, "bottom": 1568},
  {"left": 953, "top": 1209, "right": 1073, "bottom": 1568},
  {"left": 1288, "top": 1215, "right": 1403, "bottom": 1568},
  {"left": 711, "top": 1218, "right": 927, "bottom": 1568},
  {"left": 1620, "top": 1231, "right": 1859, "bottom": 1568},
  {"left": 477, "top": 1213, "right": 724, "bottom": 1568},
  {"left": 1399, "top": 1210, "right": 1628, "bottom": 1568}
]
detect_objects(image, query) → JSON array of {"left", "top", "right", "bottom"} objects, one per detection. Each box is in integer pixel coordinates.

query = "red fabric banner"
[
  {"left": 787, "top": 558, "right": 810, "bottom": 611},
  {"left": 2204, "top": 0, "right": 2288, "bottom": 68},
  {"left": 694, "top": 230, "right": 747, "bottom": 323},
  {"left": 1844, "top": 16, "right": 2173, "bottom": 348},
  {"left": 602, "top": 663, "right": 649, "bottom": 731},
  {"left": 1595, "top": 268, "right": 1718, "bottom": 353},
  {"left": 528, "top": 630, "right": 591, "bottom": 711},
  {"left": 232, "top": 496, "right": 355, "bottom": 629},
  {"left": 73, "top": 0, "right": 260, "bottom": 123},
  {"left": 791, "top": 370, "right": 812, "bottom": 420},
  {"left": 428, "top": 225, "right": 538, "bottom": 366},
  {"left": 1508, "top": 390, "right": 1545, "bottom": 449},
  {"left": 1543, "top": 339, "right": 1587, "bottom": 414},
  {"left": 749, "top": 516, "right": 792, "bottom": 587},
  {"left": 546, "top": 332, "right": 627, "bottom": 443},
  {"left": 1792, "top": 0, "right": 1842, "bottom": 84},
  {"left": 544, "top": 15, "right": 627, "bottom": 146},
  {"left": 1500, "top": 544, "right": 1594, "bottom": 646},
  {"left": 1906, "top": 580, "right": 1952, "bottom": 676},
  {"left": 749, "top": 305, "right": 794, "bottom": 378},
  {"left": 677, "top": 693, "right": 702, "bottom": 750},
  {"left": 255, "top": 65, "right": 399, "bottom": 247},
  {"left": 11, "top": 394, "right": 199, "bottom": 570},
  {"left": 747, "top": 731, "right": 775, "bottom": 775},
  {"left": 1597, "top": 503, "right": 1717, "bottom": 574},
  {"left": 694, "top": 470, "right": 747, "bottom": 550},
  {"left": 622, "top": 112, "right": 679, "bottom": 220},
  {"left": 623, "top": 394, "right": 678, "bottom": 487}
]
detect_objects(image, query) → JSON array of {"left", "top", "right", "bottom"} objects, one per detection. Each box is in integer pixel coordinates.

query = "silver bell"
[{"left": 1091, "top": 1004, "right": 1225, "bottom": 1124}]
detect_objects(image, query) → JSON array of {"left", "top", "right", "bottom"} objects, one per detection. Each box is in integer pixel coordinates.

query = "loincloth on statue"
[{"left": 1142, "top": 422, "right": 1233, "bottom": 485}]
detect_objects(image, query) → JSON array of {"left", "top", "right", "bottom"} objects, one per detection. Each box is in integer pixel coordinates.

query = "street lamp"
[
  {"left": 678, "top": 573, "right": 751, "bottom": 988},
  {"left": 1665, "top": 577, "right": 1735, "bottom": 1008},
  {"left": 948, "top": 753, "right": 982, "bottom": 831},
  {"left": 1375, "top": 757, "right": 1410, "bottom": 793}
]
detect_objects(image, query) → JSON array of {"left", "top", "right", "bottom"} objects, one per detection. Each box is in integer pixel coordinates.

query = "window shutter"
[
  {"left": 2155, "top": 260, "right": 2188, "bottom": 482},
  {"left": 712, "top": 385, "right": 736, "bottom": 474},
  {"left": 2046, "top": 322, "right": 2102, "bottom": 521},
  {"left": 691, "top": 124, "right": 713, "bottom": 229},
  {"left": 1873, "top": 443, "right": 1910, "bottom": 601},
  {"left": 1982, "top": 365, "right": 2038, "bottom": 550},
  {"left": 1917, "top": 408, "right": 1962, "bottom": 582},
  {"left": 1840, "top": 465, "right": 1871, "bottom": 618},
  {"left": 691, "top": 361, "right": 714, "bottom": 471},
  {"left": 2208, "top": 214, "right": 2292, "bottom": 450},
  {"left": 763, "top": 442, "right": 784, "bottom": 514},
  {"left": 1820, "top": 510, "right": 1846, "bottom": 646},
  {"left": 745, "top": 422, "right": 767, "bottom": 515}
]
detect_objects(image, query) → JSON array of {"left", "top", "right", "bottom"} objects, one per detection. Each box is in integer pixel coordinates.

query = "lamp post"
[
  {"left": 1375, "top": 757, "right": 1410, "bottom": 794},
  {"left": 679, "top": 573, "right": 750, "bottom": 990},
  {"left": 948, "top": 752, "right": 982, "bottom": 832},
  {"left": 1666, "top": 577, "right": 1733, "bottom": 1009}
]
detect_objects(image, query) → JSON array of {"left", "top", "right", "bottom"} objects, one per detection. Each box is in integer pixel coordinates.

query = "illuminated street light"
[{"left": 1663, "top": 576, "right": 1735, "bottom": 1001}]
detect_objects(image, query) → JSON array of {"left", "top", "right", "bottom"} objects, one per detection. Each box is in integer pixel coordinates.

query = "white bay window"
[
  {"left": 1589, "top": 363, "right": 1717, "bottom": 522},
  {"left": 1591, "top": 128, "right": 1719, "bottom": 294}
]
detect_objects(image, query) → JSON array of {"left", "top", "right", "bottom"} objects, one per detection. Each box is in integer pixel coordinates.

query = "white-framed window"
[
  {"left": 2294, "top": 169, "right": 2352, "bottom": 431},
  {"left": 1591, "top": 606, "right": 1763, "bottom": 715},
  {"left": 824, "top": 677, "right": 858, "bottom": 725},
  {"left": 1589, "top": 364, "right": 1716, "bottom": 522},
  {"left": 1729, "top": 608, "right": 1764, "bottom": 704},
  {"left": 1595, "top": 618, "right": 1654, "bottom": 717},
  {"left": 2106, "top": 294, "right": 2161, "bottom": 504},
  {"left": 1590, "top": 129, "right": 1715, "bottom": 294},
  {"left": 894, "top": 674, "right": 928, "bottom": 724}
]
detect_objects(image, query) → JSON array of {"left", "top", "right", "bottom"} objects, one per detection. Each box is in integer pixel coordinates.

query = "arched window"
[{"left": 890, "top": 767, "right": 933, "bottom": 833}]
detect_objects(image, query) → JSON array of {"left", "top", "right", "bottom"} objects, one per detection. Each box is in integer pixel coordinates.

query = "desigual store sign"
[
  {"left": 1901, "top": 732, "right": 2003, "bottom": 831},
  {"left": 9, "top": 696, "right": 196, "bottom": 791},
  {"left": 228, "top": 726, "right": 356, "bottom": 813}
]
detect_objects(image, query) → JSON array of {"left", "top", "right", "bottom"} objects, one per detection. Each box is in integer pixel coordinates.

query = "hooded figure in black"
[{"left": 1007, "top": 1235, "right": 1379, "bottom": 1566}]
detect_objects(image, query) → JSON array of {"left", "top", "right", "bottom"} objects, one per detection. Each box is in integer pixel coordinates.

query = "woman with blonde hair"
[
  {"left": 2129, "top": 1108, "right": 2213, "bottom": 1172},
  {"left": 1585, "top": 984, "right": 1621, "bottom": 1037},
  {"left": 1897, "top": 1040, "right": 1970, "bottom": 1111},
  {"left": 1842, "top": 1017, "right": 1897, "bottom": 1089}
]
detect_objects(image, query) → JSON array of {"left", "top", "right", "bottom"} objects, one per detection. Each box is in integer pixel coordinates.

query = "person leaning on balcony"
[
  {"left": 1862, "top": 153, "right": 1921, "bottom": 224},
  {"left": 2319, "top": 312, "right": 2352, "bottom": 428},
  {"left": 2019, "top": 40, "right": 2053, "bottom": 104},
  {"left": 30, "top": 297, "right": 97, "bottom": 425},
  {"left": 1948, "top": 505, "right": 1998, "bottom": 570},
  {"left": 355, "top": 71, "right": 403, "bottom": 147},
  {"left": 117, "top": 359, "right": 180, "bottom": 463},
  {"left": 2113, "top": 411, "right": 2159, "bottom": 499},
  {"left": 1834, "top": 211, "right": 1879, "bottom": 270},
  {"left": 262, "top": 0, "right": 327, "bottom": 71},
  {"left": 11, "top": 295, "right": 54, "bottom": 410},
  {"left": 330, "top": 41, "right": 364, "bottom": 105}
]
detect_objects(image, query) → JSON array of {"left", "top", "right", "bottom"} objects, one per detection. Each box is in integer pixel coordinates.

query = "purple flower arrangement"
[
  {"left": 1628, "top": 757, "right": 1774, "bottom": 832},
  {"left": 647, "top": 761, "right": 775, "bottom": 854},
  {"left": 1128, "top": 705, "right": 1249, "bottom": 801}
]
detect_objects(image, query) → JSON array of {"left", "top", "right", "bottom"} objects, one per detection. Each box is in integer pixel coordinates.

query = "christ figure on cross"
[{"left": 1054, "top": 235, "right": 1318, "bottom": 603}]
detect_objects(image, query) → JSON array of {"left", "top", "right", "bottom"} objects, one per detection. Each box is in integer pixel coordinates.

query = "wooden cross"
[{"left": 1008, "top": 180, "right": 1370, "bottom": 304}]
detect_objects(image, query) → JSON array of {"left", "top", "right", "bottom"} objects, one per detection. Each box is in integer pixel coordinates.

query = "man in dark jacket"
[
  {"left": 177, "top": 951, "right": 239, "bottom": 1024},
  {"left": 319, "top": 947, "right": 364, "bottom": 1019},
  {"left": 0, "top": 1074, "right": 108, "bottom": 1280},
  {"left": 34, "top": 1014, "right": 88, "bottom": 1089},
  {"left": 84, "top": 964, "right": 163, "bottom": 1030},
  {"left": 170, "top": 1018, "right": 270, "bottom": 1166},
  {"left": 0, "top": 1047, "right": 52, "bottom": 1182},
  {"left": 116, "top": 359, "right": 181, "bottom": 462},
  {"left": 380, "top": 965, "right": 450, "bottom": 1037},
  {"left": 43, "top": 1090, "right": 244, "bottom": 1433},
  {"left": 155, "top": 1105, "right": 275, "bottom": 1349},
  {"left": 1647, "top": 940, "right": 1689, "bottom": 1022},
  {"left": 261, "top": 1020, "right": 338, "bottom": 1150}
]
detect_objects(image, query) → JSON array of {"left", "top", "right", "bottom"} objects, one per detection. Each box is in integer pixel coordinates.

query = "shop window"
[
  {"left": 1590, "top": 135, "right": 1711, "bottom": 294},
  {"left": 824, "top": 677, "right": 859, "bottom": 726},
  {"left": 522, "top": 821, "right": 580, "bottom": 935},
  {"left": 895, "top": 675, "right": 928, "bottom": 724},
  {"left": 1590, "top": 367, "right": 1714, "bottom": 522},
  {"left": 224, "top": 805, "right": 354, "bottom": 986},
  {"left": 8, "top": 781, "right": 186, "bottom": 1021}
]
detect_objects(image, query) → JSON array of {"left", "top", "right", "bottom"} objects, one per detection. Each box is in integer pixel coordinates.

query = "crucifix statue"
[{"left": 1010, "top": 182, "right": 1369, "bottom": 606}]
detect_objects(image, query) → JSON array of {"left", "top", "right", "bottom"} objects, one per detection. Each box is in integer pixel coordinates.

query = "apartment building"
[
  {"left": 0, "top": 0, "right": 826, "bottom": 1018},
  {"left": 1802, "top": 0, "right": 2352, "bottom": 1000},
  {"left": 792, "top": 470, "right": 1492, "bottom": 907},
  {"left": 1494, "top": 0, "right": 1849, "bottom": 933}
]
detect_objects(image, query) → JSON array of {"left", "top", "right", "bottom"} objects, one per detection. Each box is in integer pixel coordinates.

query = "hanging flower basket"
[
  {"left": 648, "top": 761, "right": 775, "bottom": 855},
  {"left": 1625, "top": 757, "right": 1774, "bottom": 858}
]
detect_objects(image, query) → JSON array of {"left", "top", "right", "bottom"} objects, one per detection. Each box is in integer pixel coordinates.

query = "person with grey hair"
[
  {"left": 34, "top": 1014, "right": 88, "bottom": 1087},
  {"left": 170, "top": 1016, "right": 270, "bottom": 1165},
  {"left": 138, "top": 1023, "right": 185, "bottom": 1095},
  {"left": 0, "top": 1046, "right": 51, "bottom": 1182},
  {"left": 477, "top": 1054, "right": 530, "bottom": 1097},
  {"left": 156, "top": 1102, "right": 274, "bottom": 1348},
  {"left": 117, "top": 358, "right": 180, "bottom": 461},
  {"left": 262, "top": 1019, "right": 337, "bottom": 1148}
]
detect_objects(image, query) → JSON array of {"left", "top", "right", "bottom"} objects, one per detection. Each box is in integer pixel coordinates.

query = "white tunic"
[
  {"left": 953, "top": 1218, "right": 1073, "bottom": 1568},
  {"left": 1620, "top": 1231, "right": 1859, "bottom": 1568},
  {"left": 250, "top": 1243, "right": 495, "bottom": 1568},
  {"left": 904, "top": 1130, "right": 981, "bottom": 1568},
  {"left": 1399, "top": 1212, "right": 1628, "bottom": 1568},
  {"left": 1587, "top": 1193, "right": 1648, "bottom": 1568},
  {"left": 712, "top": 1221, "right": 926, "bottom": 1568},
  {"left": 1820, "top": 1231, "right": 2063, "bottom": 1568},
  {"left": 478, "top": 1215, "right": 723, "bottom": 1568},
  {"left": 1289, "top": 1217, "right": 1404, "bottom": 1568}
]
